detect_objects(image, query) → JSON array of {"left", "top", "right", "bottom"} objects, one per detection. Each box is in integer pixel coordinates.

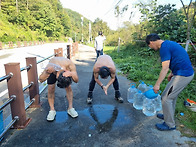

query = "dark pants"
[
  {"left": 88, "top": 73, "right": 121, "bottom": 98},
  {"left": 96, "top": 49, "right": 103, "bottom": 58}
]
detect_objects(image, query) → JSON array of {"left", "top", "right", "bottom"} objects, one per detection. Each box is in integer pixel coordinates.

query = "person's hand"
[
  {"left": 63, "top": 70, "right": 72, "bottom": 77},
  {"left": 153, "top": 84, "right": 160, "bottom": 94},
  {"left": 167, "top": 73, "right": 173, "bottom": 81},
  {"left": 103, "top": 86, "right": 108, "bottom": 95}
]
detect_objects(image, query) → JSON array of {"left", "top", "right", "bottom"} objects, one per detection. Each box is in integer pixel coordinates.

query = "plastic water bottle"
[
  {"left": 142, "top": 96, "right": 156, "bottom": 116},
  {"left": 133, "top": 90, "right": 144, "bottom": 110},
  {"left": 48, "top": 63, "right": 63, "bottom": 71},
  {"left": 137, "top": 81, "right": 147, "bottom": 93},
  {"left": 127, "top": 83, "right": 138, "bottom": 103},
  {"left": 154, "top": 94, "right": 162, "bottom": 112},
  {"left": 144, "top": 85, "right": 153, "bottom": 92}
]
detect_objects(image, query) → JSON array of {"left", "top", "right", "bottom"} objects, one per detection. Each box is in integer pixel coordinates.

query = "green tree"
[
  {"left": 152, "top": 4, "right": 187, "bottom": 42},
  {"left": 180, "top": 0, "right": 196, "bottom": 51}
]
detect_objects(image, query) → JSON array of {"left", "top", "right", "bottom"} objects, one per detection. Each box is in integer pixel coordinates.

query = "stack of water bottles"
[{"left": 127, "top": 80, "right": 162, "bottom": 116}]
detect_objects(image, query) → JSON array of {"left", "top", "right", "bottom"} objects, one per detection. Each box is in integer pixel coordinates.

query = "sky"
[{"left": 59, "top": 0, "right": 191, "bottom": 30}]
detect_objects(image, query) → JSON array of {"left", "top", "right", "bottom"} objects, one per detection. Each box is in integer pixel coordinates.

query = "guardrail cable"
[
  {"left": 0, "top": 73, "right": 13, "bottom": 82},
  {"left": 0, "top": 95, "right": 16, "bottom": 111},
  {"left": 0, "top": 116, "right": 19, "bottom": 140},
  {"left": 23, "top": 82, "right": 34, "bottom": 92},
  {"left": 20, "top": 64, "right": 32, "bottom": 72},
  {"left": 25, "top": 98, "right": 35, "bottom": 110},
  {"left": 37, "top": 54, "right": 55, "bottom": 64}
]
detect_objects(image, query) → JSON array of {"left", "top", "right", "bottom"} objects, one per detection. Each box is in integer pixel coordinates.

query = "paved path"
[{"left": 0, "top": 44, "right": 194, "bottom": 147}]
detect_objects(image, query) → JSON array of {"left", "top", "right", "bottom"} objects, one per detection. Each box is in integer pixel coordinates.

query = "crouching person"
[
  {"left": 87, "top": 55, "right": 123, "bottom": 104},
  {"left": 39, "top": 57, "right": 79, "bottom": 121}
]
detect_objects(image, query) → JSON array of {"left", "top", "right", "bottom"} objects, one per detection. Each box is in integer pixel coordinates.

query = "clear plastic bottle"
[
  {"left": 154, "top": 94, "right": 162, "bottom": 112},
  {"left": 48, "top": 63, "right": 63, "bottom": 71},
  {"left": 142, "top": 96, "right": 156, "bottom": 116},
  {"left": 127, "top": 83, "right": 138, "bottom": 103},
  {"left": 133, "top": 90, "right": 144, "bottom": 110},
  {"left": 144, "top": 85, "right": 153, "bottom": 92},
  {"left": 137, "top": 81, "right": 147, "bottom": 93}
]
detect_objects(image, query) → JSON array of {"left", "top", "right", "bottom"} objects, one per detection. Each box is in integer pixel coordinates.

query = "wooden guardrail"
[
  {"left": 0, "top": 41, "right": 45, "bottom": 50},
  {"left": 0, "top": 42, "right": 79, "bottom": 140}
]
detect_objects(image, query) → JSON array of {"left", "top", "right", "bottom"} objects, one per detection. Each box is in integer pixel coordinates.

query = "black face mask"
[{"left": 57, "top": 71, "right": 72, "bottom": 88}]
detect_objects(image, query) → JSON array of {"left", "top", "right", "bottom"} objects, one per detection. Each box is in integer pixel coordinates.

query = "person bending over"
[
  {"left": 146, "top": 33, "right": 194, "bottom": 131},
  {"left": 87, "top": 55, "right": 123, "bottom": 104},
  {"left": 39, "top": 57, "right": 79, "bottom": 121}
]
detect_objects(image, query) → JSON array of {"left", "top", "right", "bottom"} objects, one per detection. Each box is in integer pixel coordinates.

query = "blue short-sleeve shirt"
[{"left": 160, "top": 40, "right": 194, "bottom": 76}]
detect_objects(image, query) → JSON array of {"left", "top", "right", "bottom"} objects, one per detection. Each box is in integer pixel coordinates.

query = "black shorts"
[{"left": 47, "top": 73, "right": 57, "bottom": 85}]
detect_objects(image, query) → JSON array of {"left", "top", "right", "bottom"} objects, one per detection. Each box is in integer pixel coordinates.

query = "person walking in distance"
[
  {"left": 39, "top": 57, "right": 79, "bottom": 121},
  {"left": 87, "top": 55, "right": 123, "bottom": 104},
  {"left": 146, "top": 33, "right": 194, "bottom": 131},
  {"left": 94, "top": 31, "right": 106, "bottom": 59}
]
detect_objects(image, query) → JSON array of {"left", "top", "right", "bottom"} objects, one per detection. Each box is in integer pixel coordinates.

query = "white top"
[{"left": 94, "top": 35, "right": 106, "bottom": 51}]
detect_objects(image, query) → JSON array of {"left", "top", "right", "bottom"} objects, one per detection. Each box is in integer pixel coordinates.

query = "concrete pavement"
[{"left": 0, "top": 44, "right": 193, "bottom": 147}]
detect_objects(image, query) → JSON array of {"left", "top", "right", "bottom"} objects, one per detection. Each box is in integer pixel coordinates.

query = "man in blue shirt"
[{"left": 146, "top": 33, "right": 194, "bottom": 131}]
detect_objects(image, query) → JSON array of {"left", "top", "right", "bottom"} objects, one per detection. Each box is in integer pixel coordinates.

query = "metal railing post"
[
  {"left": 17, "top": 41, "right": 21, "bottom": 48},
  {"left": 76, "top": 42, "right": 78, "bottom": 53},
  {"left": 24, "top": 41, "right": 27, "bottom": 47},
  {"left": 26, "top": 57, "right": 40, "bottom": 107},
  {"left": 29, "top": 41, "right": 32, "bottom": 46},
  {"left": 4, "top": 63, "right": 31, "bottom": 129},
  {"left": 58, "top": 48, "right": 63, "bottom": 57},
  {"left": 67, "top": 44, "right": 71, "bottom": 59},
  {"left": 54, "top": 49, "right": 58, "bottom": 57},
  {"left": 8, "top": 42, "right": 13, "bottom": 48},
  {"left": 72, "top": 43, "right": 75, "bottom": 56}
]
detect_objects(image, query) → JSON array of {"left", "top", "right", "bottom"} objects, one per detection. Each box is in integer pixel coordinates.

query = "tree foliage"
[{"left": 0, "top": 0, "right": 72, "bottom": 42}]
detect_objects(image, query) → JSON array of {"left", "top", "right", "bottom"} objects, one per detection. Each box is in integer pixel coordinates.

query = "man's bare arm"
[
  {"left": 94, "top": 72, "right": 102, "bottom": 86},
  {"left": 39, "top": 70, "right": 50, "bottom": 83},
  {"left": 106, "top": 73, "right": 115, "bottom": 88},
  {"left": 154, "top": 60, "right": 170, "bottom": 93},
  {"left": 63, "top": 63, "right": 78, "bottom": 83}
]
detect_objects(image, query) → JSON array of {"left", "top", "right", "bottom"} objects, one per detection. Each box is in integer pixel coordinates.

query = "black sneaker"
[
  {"left": 87, "top": 98, "right": 92, "bottom": 104},
  {"left": 115, "top": 97, "right": 123, "bottom": 103},
  {"left": 157, "top": 113, "right": 164, "bottom": 120}
]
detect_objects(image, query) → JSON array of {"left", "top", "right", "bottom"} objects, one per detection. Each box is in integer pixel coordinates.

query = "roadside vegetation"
[{"left": 102, "top": 44, "right": 196, "bottom": 137}]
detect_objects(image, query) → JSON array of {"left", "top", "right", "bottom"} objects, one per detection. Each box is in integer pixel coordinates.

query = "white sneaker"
[
  {"left": 67, "top": 108, "right": 78, "bottom": 118},
  {"left": 47, "top": 110, "right": 56, "bottom": 121}
]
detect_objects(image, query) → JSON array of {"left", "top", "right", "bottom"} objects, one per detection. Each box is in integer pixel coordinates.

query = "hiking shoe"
[
  {"left": 67, "top": 108, "right": 78, "bottom": 118},
  {"left": 155, "top": 122, "right": 176, "bottom": 131},
  {"left": 115, "top": 97, "right": 124, "bottom": 103},
  {"left": 157, "top": 113, "right": 164, "bottom": 120},
  {"left": 87, "top": 97, "right": 93, "bottom": 104},
  {"left": 47, "top": 110, "right": 56, "bottom": 121}
]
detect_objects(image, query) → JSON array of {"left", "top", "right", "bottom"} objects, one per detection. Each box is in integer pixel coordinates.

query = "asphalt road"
[{"left": 0, "top": 43, "right": 195, "bottom": 147}]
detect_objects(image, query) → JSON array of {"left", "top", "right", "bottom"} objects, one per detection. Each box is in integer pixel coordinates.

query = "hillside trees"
[
  {"left": 0, "top": 0, "right": 72, "bottom": 42},
  {"left": 132, "top": 0, "right": 195, "bottom": 43},
  {"left": 152, "top": 4, "right": 187, "bottom": 42}
]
